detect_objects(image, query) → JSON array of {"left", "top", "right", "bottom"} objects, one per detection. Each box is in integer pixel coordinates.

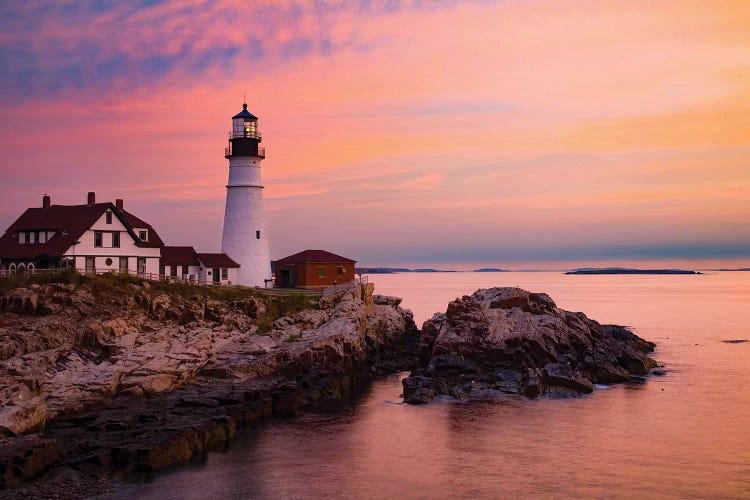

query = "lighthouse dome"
[{"left": 232, "top": 103, "right": 258, "bottom": 120}]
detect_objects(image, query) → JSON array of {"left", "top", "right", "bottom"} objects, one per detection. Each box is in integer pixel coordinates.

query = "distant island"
[
  {"left": 473, "top": 268, "right": 511, "bottom": 272},
  {"left": 565, "top": 267, "right": 701, "bottom": 275},
  {"left": 713, "top": 268, "right": 750, "bottom": 272}
]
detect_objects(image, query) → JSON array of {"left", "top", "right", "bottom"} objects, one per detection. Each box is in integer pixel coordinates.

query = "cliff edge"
[{"left": 0, "top": 274, "right": 417, "bottom": 489}]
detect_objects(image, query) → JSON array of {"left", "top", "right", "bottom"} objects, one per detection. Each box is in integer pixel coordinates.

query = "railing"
[
  {"left": 0, "top": 267, "right": 239, "bottom": 288},
  {"left": 228, "top": 130, "right": 261, "bottom": 140},
  {"left": 224, "top": 144, "right": 265, "bottom": 158}
]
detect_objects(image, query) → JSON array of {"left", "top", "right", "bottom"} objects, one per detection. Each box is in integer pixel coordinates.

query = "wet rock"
[
  {"left": 543, "top": 363, "right": 593, "bottom": 393},
  {"left": 402, "top": 375, "right": 438, "bottom": 405}
]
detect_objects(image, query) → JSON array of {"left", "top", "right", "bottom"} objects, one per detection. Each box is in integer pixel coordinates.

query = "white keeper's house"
[
  {"left": 0, "top": 193, "right": 240, "bottom": 285},
  {"left": 0, "top": 192, "right": 163, "bottom": 275},
  {"left": 0, "top": 102, "right": 272, "bottom": 286}
]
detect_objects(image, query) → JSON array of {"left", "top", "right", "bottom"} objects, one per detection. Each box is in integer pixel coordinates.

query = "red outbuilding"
[{"left": 274, "top": 250, "right": 356, "bottom": 289}]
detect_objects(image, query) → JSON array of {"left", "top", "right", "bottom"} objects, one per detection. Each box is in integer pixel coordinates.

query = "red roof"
[
  {"left": 161, "top": 246, "right": 199, "bottom": 266},
  {"left": 274, "top": 249, "right": 356, "bottom": 265},
  {"left": 197, "top": 253, "right": 240, "bottom": 268},
  {"left": 0, "top": 202, "right": 164, "bottom": 260},
  {"left": 120, "top": 210, "right": 164, "bottom": 248}
]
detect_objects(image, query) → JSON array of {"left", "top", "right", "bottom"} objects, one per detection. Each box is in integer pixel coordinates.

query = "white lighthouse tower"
[{"left": 221, "top": 102, "right": 271, "bottom": 286}]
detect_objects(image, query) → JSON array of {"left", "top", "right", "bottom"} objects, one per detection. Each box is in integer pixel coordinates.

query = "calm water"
[{"left": 102, "top": 272, "right": 750, "bottom": 499}]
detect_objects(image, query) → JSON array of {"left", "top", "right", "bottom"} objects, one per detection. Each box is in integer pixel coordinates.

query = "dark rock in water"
[
  {"left": 402, "top": 287, "right": 657, "bottom": 403},
  {"left": 651, "top": 368, "right": 668, "bottom": 376},
  {"left": 722, "top": 339, "right": 748, "bottom": 344},
  {"left": 543, "top": 363, "right": 593, "bottom": 393},
  {"left": 402, "top": 375, "right": 440, "bottom": 405}
]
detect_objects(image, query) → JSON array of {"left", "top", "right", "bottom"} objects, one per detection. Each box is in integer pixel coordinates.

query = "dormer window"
[
  {"left": 139, "top": 230, "right": 148, "bottom": 241},
  {"left": 106, "top": 211, "right": 112, "bottom": 224}
]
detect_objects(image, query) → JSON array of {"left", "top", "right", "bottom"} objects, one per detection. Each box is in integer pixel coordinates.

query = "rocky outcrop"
[
  {"left": 402, "top": 287, "right": 657, "bottom": 404},
  {"left": 0, "top": 277, "right": 417, "bottom": 489}
]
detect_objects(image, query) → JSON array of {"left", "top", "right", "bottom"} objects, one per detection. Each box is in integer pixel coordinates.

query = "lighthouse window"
[{"left": 256, "top": 230, "right": 260, "bottom": 239}]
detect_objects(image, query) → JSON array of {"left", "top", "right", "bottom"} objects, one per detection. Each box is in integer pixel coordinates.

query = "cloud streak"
[{"left": 0, "top": 0, "right": 748, "bottom": 267}]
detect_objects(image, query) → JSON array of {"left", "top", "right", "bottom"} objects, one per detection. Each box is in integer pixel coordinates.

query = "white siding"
[{"left": 63, "top": 211, "right": 160, "bottom": 274}]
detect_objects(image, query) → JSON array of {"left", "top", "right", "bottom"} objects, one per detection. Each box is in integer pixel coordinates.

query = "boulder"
[{"left": 403, "top": 287, "right": 656, "bottom": 403}]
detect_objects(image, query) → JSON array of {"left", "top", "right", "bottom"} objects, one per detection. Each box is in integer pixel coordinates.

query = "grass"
[
  {"left": 1, "top": 270, "right": 320, "bottom": 324},
  {"left": 0, "top": 268, "right": 81, "bottom": 294}
]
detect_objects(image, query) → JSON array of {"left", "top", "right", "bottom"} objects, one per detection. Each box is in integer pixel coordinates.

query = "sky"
[{"left": 0, "top": 0, "right": 749, "bottom": 269}]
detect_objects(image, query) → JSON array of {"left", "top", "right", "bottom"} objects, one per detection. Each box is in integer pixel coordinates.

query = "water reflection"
[{"left": 100, "top": 272, "right": 750, "bottom": 499}]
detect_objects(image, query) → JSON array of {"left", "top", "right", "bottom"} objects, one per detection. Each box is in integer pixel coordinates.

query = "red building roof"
[
  {"left": 275, "top": 249, "right": 356, "bottom": 265},
  {"left": 0, "top": 202, "right": 164, "bottom": 260},
  {"left": 161, "top": 246, "right": 200, "bottom": 266},
  {"left": 197, "top": 253, "right": 240, "bottom": 268}
]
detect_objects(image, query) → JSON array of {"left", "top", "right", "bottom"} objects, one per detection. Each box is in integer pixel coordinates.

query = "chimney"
[
  {"left": 87, "top": 191, "right": 96, "bottom": 205},
  {"left": 42, "top": 194, "right": 50, "bottom": 208},
  {"left": 115, "top": 198, "right": 124, "bottom": 210}
]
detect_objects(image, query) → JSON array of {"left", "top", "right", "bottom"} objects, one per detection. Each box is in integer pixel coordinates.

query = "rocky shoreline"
[
  {"left": 0, "top": 277, "right": 659, "bottom": 497},
  {"left": 402, "top": 288, "right": 657, "bottom": 404},
  {"left": 0, "top": 275, "right": 417, "bottom": 494}
]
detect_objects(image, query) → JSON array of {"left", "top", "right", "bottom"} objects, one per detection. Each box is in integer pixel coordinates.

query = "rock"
[
  {"left": 0, "top": 275, "right": 418, "bottom": 487},
  {"left": 373, "top": 295, "right": 402, "bottom": 307},
  {"left": 402, "top": 287, "right": 656, "bottom": 403},
  {"left": 0, "top": 434, "right": 61, "bottom": 488},
  {"left": 0, "top": 397, "right": 47, "bottom": 437},
  {"left": 402, "top": 375, "right": 437, "bottom": 404},
  {"left": 139, "top": 374, "right": 175, "bottom": 395},
  {"left": 543, "top": 363, "right": 593, "bottom": 393}
]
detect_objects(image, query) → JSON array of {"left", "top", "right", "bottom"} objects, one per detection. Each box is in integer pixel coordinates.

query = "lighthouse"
[{"left": 220, "top": 102, "right": 270, "bottom": 286}]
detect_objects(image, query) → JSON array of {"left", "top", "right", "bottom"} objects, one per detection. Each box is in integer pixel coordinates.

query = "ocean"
[{"left": 100, "top": 271, "right": 750, "bottom": 499}]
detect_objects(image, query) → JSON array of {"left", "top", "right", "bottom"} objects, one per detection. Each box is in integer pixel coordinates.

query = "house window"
[
  {"left": 119, "top": 257, "right": 128, "bottom": 272},
  {"left": 337, "top": 266, "right": 345, "bottom": 276},
  {"left": 105, "top": 258, "right": 113, "bottom": 267},
  {"left": 221, "top": 268, "right": 228, "bottom": 280},
  {"left": 33, "top": 231, "right": 40, "bottom": 243},
  {"left": 170, "top": 266, "right": 177, "bottom": 277},
  {"left": 18, "top": 233, "right": 25, "bottom": 244},
  {"left": 160, "top": 264, "right": 165, "bottom": 276},
  {"left": 182, "top": 265, "right": 189, "bottom": 276},
  {"left": 27, "top": 263, "right": 34, "bottom": 272},
  {"left": 256, "top": 230, "right": 260, "bottom": 239},
  {"left": 106, "top": 211, "right": 112, "bottom": 224},
  {"left": 317, "top": 266, "right": 326, "bottom": 278},
  {"left": 18, "top": 263, "right": 26, "bottom": 272},
  {"left": 27, "top": 232, "right": 34, "bottom": 244},
  {"left": 85, "top": 257, "right": 95, "bottom": 273},
  {"left": 112, "top": 232, "right": 120, "bottom": 248},
  {"left": 94, "top": 231, "right": 103, "bottom": 247},
  {"left": 139, "top": 230, "right": 148, "bottom": 241},
  {"left": 8, "top": 263, "right": 16, "bottom": 272},
  {"left": 39, "top": 232, "right": 46, "bottom": 243},
  {"left": 137, "top": 257, "right": 147, "bottom": 275}
]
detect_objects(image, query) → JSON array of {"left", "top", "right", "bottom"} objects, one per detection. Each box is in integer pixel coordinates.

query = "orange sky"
[{"left": 0, "top": 0, "right": 748, "bottom": 268}]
